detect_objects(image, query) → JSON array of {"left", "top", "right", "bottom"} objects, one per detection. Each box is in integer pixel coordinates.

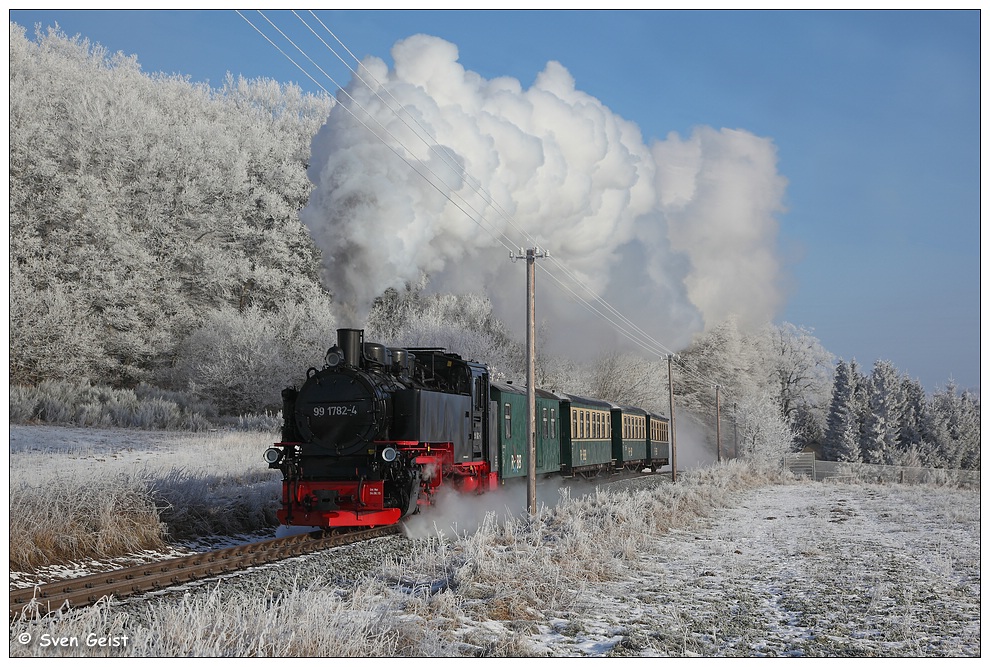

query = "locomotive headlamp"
[
  {"left": 325, "top": 346, "right": 343, "bottom": 369},
  {"left": 381, "top": 447, "right": 398, "bottom": 462},
  {"left": 263, "top": 447, "right": 283, "bottom": 465}
]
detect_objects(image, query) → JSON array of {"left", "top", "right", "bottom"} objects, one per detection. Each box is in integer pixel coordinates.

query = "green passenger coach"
[
  {"left": 490, "top": 382, "right": 561, "bottom": 480},
  {"left": 647, "top": 411, "right": 671, "bottom": 471},
  {"left": 611, "top": 403, "right": 649, "bottom": 471},
  {"left": 489, "top": 383, "right": 670, "bottom": 484},
  {"left": 557, "top": 393, "right": 615, "bottom": 477}
]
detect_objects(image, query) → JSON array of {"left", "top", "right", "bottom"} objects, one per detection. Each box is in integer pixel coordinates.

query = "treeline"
[
  {"left": 9, "top": 22, "right": 333, "bottom": 389},
  {"left": 822, "top": 360, "right": 980, "bottom": 470},
  {"left": 7, "top": 23, "right": 979, "bottom": 470},
  {"left": 667, "top": 319, "right": 980, "bottom": 470}
]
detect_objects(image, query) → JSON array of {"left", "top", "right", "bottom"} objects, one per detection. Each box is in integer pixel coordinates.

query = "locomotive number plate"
[{"left": 312, "top": 405, "right": 359, "bottom": 416}]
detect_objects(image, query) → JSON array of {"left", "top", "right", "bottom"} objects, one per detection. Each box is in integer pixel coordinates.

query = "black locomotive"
[{"left": 265, "top": 328, "right": 496, "bottom": 528}]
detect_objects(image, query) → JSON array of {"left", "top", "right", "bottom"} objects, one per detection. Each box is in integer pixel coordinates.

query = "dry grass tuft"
[
  {"left": 9, "top": 473, "right": 168, "bottom": 570},
  {"left": 9, "top": 428, "right": 281, "bottom": 570}
]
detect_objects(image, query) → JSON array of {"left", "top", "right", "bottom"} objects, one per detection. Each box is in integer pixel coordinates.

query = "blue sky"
[{"left": 8, "top": 9, "right": 981, "bottom": 394}]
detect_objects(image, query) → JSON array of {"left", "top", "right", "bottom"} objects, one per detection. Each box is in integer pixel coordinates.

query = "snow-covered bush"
[
  {"left": 168, "top": 296, "right": 338, "bottom": 414},
  {"left": 8, "top": 380, "right": 216, "bottom": 430}
]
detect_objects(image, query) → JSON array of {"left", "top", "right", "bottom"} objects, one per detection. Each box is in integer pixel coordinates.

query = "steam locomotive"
[{"left": 264, "top": 328, "right": 670, "bottom": 530}]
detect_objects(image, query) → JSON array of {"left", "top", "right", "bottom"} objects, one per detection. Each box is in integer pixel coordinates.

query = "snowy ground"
[
  {"left": 7, "top": 425, "right": 982, "bottom": 657},
  {"left": 521, "top": 481, "right": 981, "bottom": 656}
]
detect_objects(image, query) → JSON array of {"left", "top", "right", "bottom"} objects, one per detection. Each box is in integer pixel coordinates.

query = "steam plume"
[{"left": 300, "top": 34, "right": 787, "bottom": 348}]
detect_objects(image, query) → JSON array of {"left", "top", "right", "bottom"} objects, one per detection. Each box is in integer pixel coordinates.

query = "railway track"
[{"left": 10, "top": 524, "right": 403, "bottom": 620}]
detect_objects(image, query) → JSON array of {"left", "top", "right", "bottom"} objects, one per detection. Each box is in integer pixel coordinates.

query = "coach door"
[{"left": 470, "top": 369, "right": 489, "bottom": 462}]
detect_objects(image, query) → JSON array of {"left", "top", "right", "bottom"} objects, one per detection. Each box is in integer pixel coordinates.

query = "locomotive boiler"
[{"left": 265, "top": 328, "right": 498, "bottom": 529}]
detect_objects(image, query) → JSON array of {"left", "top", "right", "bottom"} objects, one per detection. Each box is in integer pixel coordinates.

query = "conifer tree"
[
  {"left": 823, "top": 359, "right": 861, "bottom": 462},
  {"left": 861, "top": 360, "right": 904, "bottom": 464},
  {"left": 927, "top": 381, "right": 982, "bottom": 470},
  {"left": 898, "top": 376, "right": 928, "bottom": 454}
]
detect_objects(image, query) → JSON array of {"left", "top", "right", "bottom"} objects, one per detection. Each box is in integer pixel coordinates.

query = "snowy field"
[
  {"left": 526, "top": 481, "right": 981, "bottom": 656},
  {"left": 8, "top": 426, "right": 982, "bottom": 657}
]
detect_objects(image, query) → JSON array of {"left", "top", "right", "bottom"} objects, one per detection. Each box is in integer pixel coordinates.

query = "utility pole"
[
  {"left": 510, "top": 246, "right": 548, "bottom": 515},
  {"left": 667, "top": 354, "right": 677, "bottom": 483},
  {"left": 716, "top": 384, "right": 722, "bottom": 463},
  {"left": 733, "top": 402, "right": 738, "bottom": 459}
]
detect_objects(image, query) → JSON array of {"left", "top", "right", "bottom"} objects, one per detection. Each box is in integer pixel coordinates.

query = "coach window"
[
  {"left": 504, "top": 403, "right": 512, "bottom": 438},
  {"left": 551, "top": 409, "right": 557, "bottom": 439},
  {"left": 542, "top": 407, "right": 548, "bottom": 438}
]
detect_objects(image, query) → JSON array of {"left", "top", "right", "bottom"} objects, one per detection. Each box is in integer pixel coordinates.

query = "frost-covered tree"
[
  {"left": 956, "top": 391, "right": 981, "bottom": 470},
  {"left": 365, "top": 279, "right": 428, "bottom": 341},
  {"left": 365, "top": 290, "right": 522, "bottom": 383},
  {"left": 758, "top": 323, "right": 835, "bottom": 423},
  {"left": 926, "top": 381, "right": 981, "bottom": 470},
  {"left": 584, "top": 352, "right": 670, "bottom": 416},
  {"left": 822, "top": 359, "right": 861, "bottom": 462},
  {"left": 9, "top": 265, "right": 103, "bottom": 385},
  {"left": 676, "top": 318, "right": 834, "bottom": 455},
  {"left": 861, "top": 360, "right": 904, "bottom": 465},
  {"left": 9, "top": 22, "right": 333, "bottom": 388},
  {"left": 897, "top": 376, "right": 928, "bottom": 457},
  {"left": 169, "top": 296, "right": 339, "bottom": 413},
  {"left": 676, "top": 316, "right": 759, "bottom": 428},
  {"left": 735, "top": 389, "right": 794, "bottom": 470}
]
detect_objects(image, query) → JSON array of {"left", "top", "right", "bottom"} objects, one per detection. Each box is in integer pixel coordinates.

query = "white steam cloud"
[{"left": 301, "top": 34, "right": 787, "bottom": 348}]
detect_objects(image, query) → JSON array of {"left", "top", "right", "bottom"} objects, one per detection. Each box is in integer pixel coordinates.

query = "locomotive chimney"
[{"left": 337, "top": 328, "right": 363, "bottom": 368}]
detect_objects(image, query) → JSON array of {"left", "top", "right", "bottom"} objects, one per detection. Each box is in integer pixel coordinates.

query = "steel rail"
[{"left": 10, "top": 524, "right": 402, "bottom": 619}]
